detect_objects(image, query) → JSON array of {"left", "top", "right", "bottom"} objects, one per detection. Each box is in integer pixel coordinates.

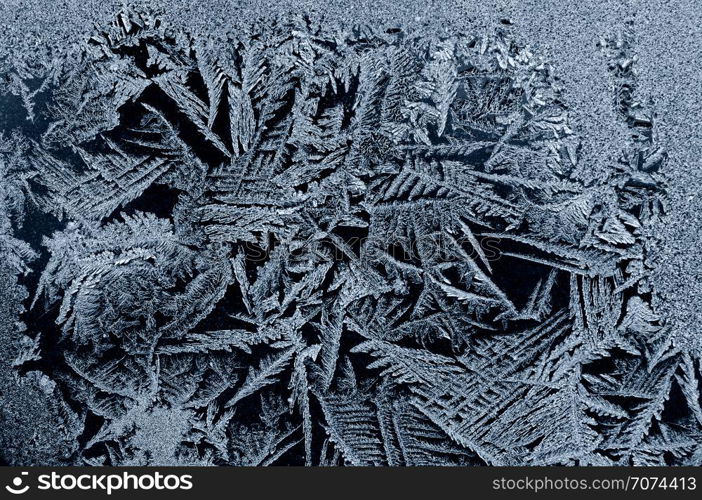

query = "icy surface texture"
[{"left": 0, "top": 2, "right": 700, "bottom": 466}]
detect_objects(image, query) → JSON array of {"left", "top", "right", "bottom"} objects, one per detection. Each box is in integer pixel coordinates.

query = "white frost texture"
[{"left": 0, "top": 1, "right": 700, "bottom": 466}]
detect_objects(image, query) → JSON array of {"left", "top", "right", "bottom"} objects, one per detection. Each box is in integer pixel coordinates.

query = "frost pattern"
[{"left": 1, "top": 7, "right": 696, "bottom": 466}]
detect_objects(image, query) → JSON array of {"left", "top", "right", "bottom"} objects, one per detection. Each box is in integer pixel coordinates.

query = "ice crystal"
[{"left": 0, "top": 6, "right": 696, "bottom": 466}]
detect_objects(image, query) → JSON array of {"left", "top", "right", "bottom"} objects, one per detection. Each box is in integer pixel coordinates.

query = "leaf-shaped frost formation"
[{"left": 0, "top": 7, "right": 691, "bottom": 466}]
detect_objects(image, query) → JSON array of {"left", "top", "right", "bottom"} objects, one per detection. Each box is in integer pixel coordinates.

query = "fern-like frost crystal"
[{"left": 0, "top": 7, "right": 695, "bottom": 466}]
